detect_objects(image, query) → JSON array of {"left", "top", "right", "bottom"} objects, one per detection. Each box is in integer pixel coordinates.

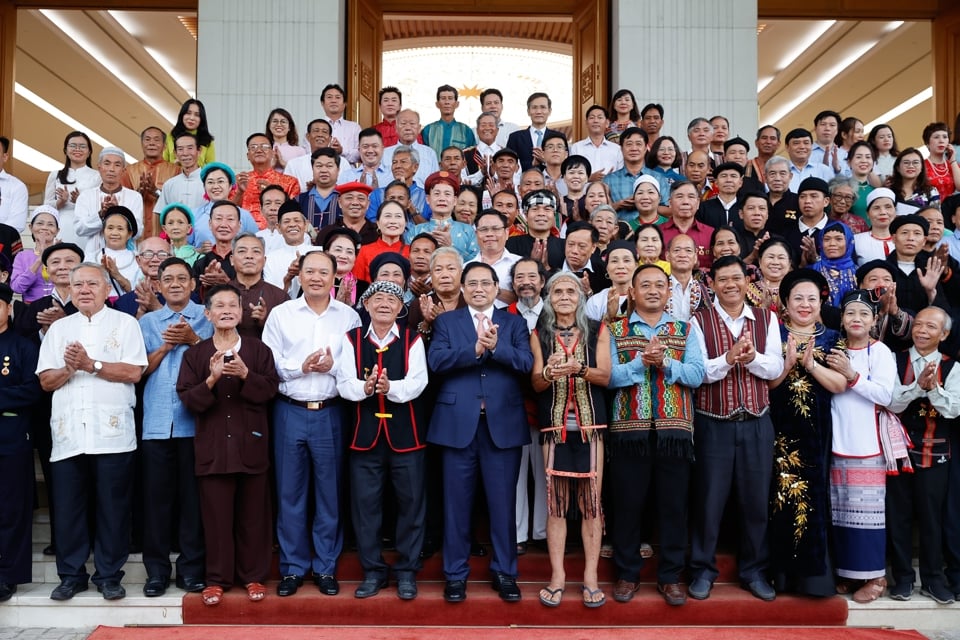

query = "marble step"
[
  {"left": 0, "top": 582, "right": 183, "bottom": 628},
  {"left": 30, "top": 544, "right": 167, "bottom": 584}
]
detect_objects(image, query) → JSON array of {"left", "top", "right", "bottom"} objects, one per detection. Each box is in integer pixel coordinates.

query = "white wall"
[
  {"left": 197, "top": 0, "right": 344, "bottom": 169},
  {"left": 612, "top": 0, "right": 759, "bottom": 151}
]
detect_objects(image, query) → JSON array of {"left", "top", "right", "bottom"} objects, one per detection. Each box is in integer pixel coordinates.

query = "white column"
[
  {"left": 612, "top": 0, "right": 758, "bottom": 152},
  {"left": 197, "top": 0, "right": 344, "bottom": 169}
]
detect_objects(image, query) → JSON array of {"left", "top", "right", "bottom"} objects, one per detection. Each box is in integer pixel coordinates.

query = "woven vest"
[
  {"left": 896, "top": 351, "right": 954, "bottom": 468},
  {"left": 693, "top": 304, "right": 771, "bottom": 419}
]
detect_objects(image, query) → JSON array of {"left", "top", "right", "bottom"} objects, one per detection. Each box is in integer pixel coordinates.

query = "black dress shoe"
[
  {"left": 314, "top": 573, "right": 340, "bottom": 595},
  {"left": 397, "top": 578, "right": 418, "bottom": 600},
  {"left": 0, "top": 583, "right": 16, "bottom": 602},
  {"left": 516, "top": 541, "right": 528, "bottom": 556},
  {"left": 175, "top": 576, "right": 206, "bottom": 593},
  {"left": 277, "top": 575, "right": 303, "bottom": 597},
  {"left": 143, "top": 576, "right": 168, "bottom": 597},
  {"left": 491, "top": 572, "right": 521, "bottom": 602},
  {"left": 742, "top": 579, "right": 776, "bottom": 602},
  {"left": 50, "top": 580, "right": 88, "bottom": 601},
  {"left": 444, "top": 579, "right": 467, "bottom": 603},
  {"left": 42, "top": 545, "right": 56, "bottom": 556},
  {"left": 354, "top": 577, "right": 388, "bottom": 599},
  {"left": 97, "top": 582, "right": 126, "bottom": 600}
]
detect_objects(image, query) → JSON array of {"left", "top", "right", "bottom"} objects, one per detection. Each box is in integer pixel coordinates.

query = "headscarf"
[{"left": 811, "top": 220, "right": 857, "bottom": 306}]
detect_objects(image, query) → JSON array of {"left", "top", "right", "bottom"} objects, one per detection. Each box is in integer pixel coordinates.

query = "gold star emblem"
[{"left": 459, "top": 85, "right": 482, "bottom": 100}]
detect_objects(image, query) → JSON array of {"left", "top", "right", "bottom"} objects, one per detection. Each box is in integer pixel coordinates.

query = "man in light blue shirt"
[
  {"left": 138, "top": 257, "right": 213, "bottom": 597},
  {"left": 785, "top": 128, "right": 834, "bottom": 193}
]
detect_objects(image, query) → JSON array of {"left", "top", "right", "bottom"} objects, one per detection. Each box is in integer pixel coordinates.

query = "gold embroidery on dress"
[{"left": 774, "top": 434, "right": 810, "bottom": 548}]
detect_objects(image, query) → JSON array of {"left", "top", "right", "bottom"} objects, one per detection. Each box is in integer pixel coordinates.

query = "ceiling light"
[
  {"left": 776, "top": 21, "right": 835, "bottom": 71},
  {"left": 11, "top": 139, "right": 62, "bottom": 172},
  {"left": 863, "top": 87, "right": 933, "bottom": 131}
]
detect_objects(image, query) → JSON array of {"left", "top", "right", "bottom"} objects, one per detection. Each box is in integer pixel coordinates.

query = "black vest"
[
  {"left": 347, "top": 326, "right": 425, "bottom": 452},
  {"left": 896, "top": 351, "right": 955, "bottom": 468}
]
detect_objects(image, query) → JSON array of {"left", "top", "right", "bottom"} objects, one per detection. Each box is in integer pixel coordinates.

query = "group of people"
[{"left": 1, "top": 84, "right": 960, "bottom": 613}]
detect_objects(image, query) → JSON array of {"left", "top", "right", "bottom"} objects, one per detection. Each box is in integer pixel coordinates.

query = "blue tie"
[{"left": 535, "top": 129, "right": 543, "bottom": 148}]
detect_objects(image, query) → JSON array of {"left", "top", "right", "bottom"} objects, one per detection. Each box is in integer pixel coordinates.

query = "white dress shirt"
[
  {"left": 154, "top": 167, "right": 204, "bottom": 213},
  {"left": 262, "top": 296, "right": 361, "bottom": 401},
  {"left": 36, "top": 306, "right": 148, "bottom": 462},
  {"left": 889, "top": 347, "right": 960, "bottom": 419},
  {"left": 0, "top": 169, "right": 29, "bottom": 232},
  {"left": 515, "top": 298, "right": 544, "bottom": 333},
  {"left": 585, "top": 288, "right": 627, "bottom": 322},
  {"left": 693, "top": 298, "right": 784, "bottom": 384},
  {"left": 669, "top": 275, "right": 697, "bottom": 322},
  {"left": 74, "top": 186, "right": 144, "bottom": 258},
  {"left": 44, "top": 167, "right": 102, "bottom": 245},
  {"left": 383, "top": 142, "right": 439, "bottom": 187},
  {"left": 569, "top": 137, "right": 624, "bottom": 175},
  {"left": 336, "top": 323, "right": 428, "bottom": 404},
  {"left": 284, "top": 153, "right": 353, "bottom": 192},
  {"left": 263, "top": 239, "right": 319, "bottom": 297}
]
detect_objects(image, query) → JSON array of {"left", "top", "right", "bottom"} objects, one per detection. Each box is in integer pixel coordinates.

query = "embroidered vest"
[
  {"left": 896, "top": 351, "right": 954, "bottom": 468},
  {"left": 694, "top": 305, "right": 771, "bottom": 418},
  {"left": 347, "top": 327, "right": 425, "bottom": 452}
]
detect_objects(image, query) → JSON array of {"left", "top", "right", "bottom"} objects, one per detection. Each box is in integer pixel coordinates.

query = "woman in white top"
[
  {"left": 585, "top": 241, "right": 636, "bottom": 322},
  {"left": 43, "top": 131, "right": 101, "bottom": 245},
  {"left": 853, "top": 189, "right": 897, "bottom": 266},
  {"left": 827, "top": 289, "right": 897, "bottom": 603}
]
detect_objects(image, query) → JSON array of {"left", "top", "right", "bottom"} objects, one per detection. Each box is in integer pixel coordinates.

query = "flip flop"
[
  {"left": 201, "top": 585, "right": 223, "bottom": 606},
  {"left": 539, "top": 585, "right": 564, "bottom": 607},
  {"left": 582, "top": 584, "right": 606, "bottom": 608}
]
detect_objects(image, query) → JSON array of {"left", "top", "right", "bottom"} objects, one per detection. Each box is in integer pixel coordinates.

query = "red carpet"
[
  {"left": 88, "top": 626, "right": 926, "bottom": 640},
  {"left": 181, "top": 550, "right": 847, "bottom": 627}
]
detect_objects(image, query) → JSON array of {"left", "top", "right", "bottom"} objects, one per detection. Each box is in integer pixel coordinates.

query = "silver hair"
[
  {"left": 393, "top": 144, "right": 420, "bottom": 167},
  {"left": 765, "top": 155, "right": 790, "bottom": 172},
  {"left": 476, "top": 111, "right": 498, "bottom": 127},
  {"left": 232, "top": 231, "right": 265, "bottom": 251},
  {"left": 590, "top": 204, "right": 618, "bottom": 222},
  {"left": 69, "top": 262, "right": 109, "bottom": 284},
  {"left": 429, "top": 246, "right": 463, "bottom": 271},
  {"left": 828, "top": 175, "right": 859, "bottom": 195},
  {"left": 537, "top": 271, "right": 590, "bottom": 343},
  {"left": 686, "top": 117, "right": 712, "bottom": 134}
]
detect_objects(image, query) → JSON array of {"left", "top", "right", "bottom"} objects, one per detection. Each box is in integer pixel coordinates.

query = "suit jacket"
[
  {"left": 506, "top": 127, "right": 562, "bottom": 172},
  {"left": 696, "top": 197, "right": 742, "bottom": 231},
  {"left": 427, "top": 307, "right": 533, "bottom": 449}
]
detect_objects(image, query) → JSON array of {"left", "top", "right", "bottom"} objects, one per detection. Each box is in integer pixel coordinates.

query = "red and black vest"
[{"left": 896, "top": 351, "right": 954, "bottom": 468}]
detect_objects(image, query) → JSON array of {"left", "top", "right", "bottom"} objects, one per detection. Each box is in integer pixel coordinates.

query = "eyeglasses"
[
  {"left": 269, "top": 118, "right": 289, "bottom": 125},
  {"left": 900, "top": 160, "right": 923, "bottom": 168},
  {"left": 67, "top": 144, "right": 89, "bottom": 151},
  {"left": 831, "top": 194, "right": 855, "bottom": 203},
  {"left": 248, "top": 143, "right": 272, "bottom": 151},
  {"left": 139, "top": 251, "right": 172, "bottom": 260},
  {"left": 542, "top": 144, "right": 566, "bottom": 151},
  {"left": 463, "top": 280, "right": 496, "bottom": 289},
  {"left": 476, "top": 226, "right": 505, "bottom": 234}
]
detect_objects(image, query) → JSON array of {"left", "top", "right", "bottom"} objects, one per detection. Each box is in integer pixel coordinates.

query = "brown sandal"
[
  {"left": 852, "top": 577, "right": 887, "bottom": 603},
  {"left": 246, "top": 582, "right": 267, "bottom": 602},
  {"left": 201, "top": 585, "right": 223, "bottom": 606}
]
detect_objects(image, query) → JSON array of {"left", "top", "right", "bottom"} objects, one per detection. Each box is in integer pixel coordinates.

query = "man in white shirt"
[
  {"left": 0, "top": 137, "right": 28, "bottom": 232},
  {"left": 155, "top": 133, "right": 204, "bottom": 214},
  {"left": 36, "top": 262, "right": 148, "bottom": 601},
  {"left": 570, "top": 106, "right": 624, "bottom": 176},
  {"left": 322, "top": 83, "right": 361, "bottom": 165},
  {"left": 478, "top": 88, "right": 520, "bottom": 147},
  {"left": 466, "top": 210, "right": 520, "bottom": 308},
  {"left": 383, "top": 110, "right": 439, "bottom": 188},
  {"left": 463, "top": 112, "right": 504, "bottom": 187},
  {"left": 665, "top": 234, "right": 710, "bottom": 321},
  {"left": 263, "top": 200, "right": 316, "bottom": 296},
  {"left": 262, "top": 251, "right": 361, "bottom": 598},
  {"left": 74, "top": 147, "right": 144, "bottom": 258},
  {"left": 284, "top": 119, "right": 352, "bottom": 191}
]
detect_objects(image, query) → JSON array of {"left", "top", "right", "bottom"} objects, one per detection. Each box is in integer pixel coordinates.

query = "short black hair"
[
  {"left": 527, "top": 92, "right": 552, "bottom": 109},
  {"left": 814, "top": 110, "right": 841, "bottom": 126},
  {"left": 259, "top": 184, "right": 286, "bottom": 206},
  {"left": 640, "top": 103, "right": 664, "bottom": 119},
  {"left": 436, "top": 84, "right": 458, "bottom": 101},
  {"left": 461, "top": 261, "right": 499, "bottom": 284},
  {"left": 710, "top": 255, "right": 748, "bottom": 280},
  {"left": 586, "top": 105, "right": 608, "bottom": 120},
  {"left": 619, "top": 127, "right": 649, "bottom": 146},
  {"left": 378, "top": 86, "right": 402, "bottom": 103},
  {"left": 785, "top": 128, "right": 813, "bottom": 144},
  {"left": 321, "top": 83, "right": 345, "bottom": 102},
  {"left": 480, "top": 88, "right": 503, "bottom": 103},
  {"left": 158, "top": 256, "right": 193, "bottom": 279},
  {"left": 311, "top": 147, "right": 340, "bottom": 164},
  {"left": 565, "top": 220, "right": 600, "bottom": 244},
  {"left": 474, "top": 209, "right": 508, "bottom": 228},
  {"left": 245, "top": 132, "right": 269, "bottom": 147}
]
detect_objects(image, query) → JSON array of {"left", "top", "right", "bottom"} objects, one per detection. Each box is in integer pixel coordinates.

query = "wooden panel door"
[
  {"left": 347, "top": 0, "right": 383, "bottom": 127},
  {"left": 572, "top": 0, "right": 608, "bottom": 141}
]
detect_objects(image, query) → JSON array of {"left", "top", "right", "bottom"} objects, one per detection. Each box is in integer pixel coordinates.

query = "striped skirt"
[{"left": 830, "top": 454, "right": 887, "bottom": 580}]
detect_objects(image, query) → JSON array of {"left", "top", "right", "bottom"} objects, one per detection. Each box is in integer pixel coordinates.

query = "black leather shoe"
[
  {"left": 397, "top": 578, "right": 418, "bottom": 600},
  {"left": 277, "top": 575, "right": 303, "bottom": 597},
  {"left": 444, "top": 579, "right": 467, "bottom": 603},
  {"left": 98, "top": 581, "right": 126, "bottom": 600},
  {"left": 516, "top": 541, "right": 528, "bottom": 556},
  {"left": 314, "top": 573, "right": 339, "bottom": 595},
  {"left": 354, "top": 576, "right": 388, "bottom": 599},
  {"left": 742, "top": 579, "right": 776, "bottom": 602},
  {"left": 0, "top": 583, "right": 16, "bottom": 602},
  {"left": 491, "top": 572, "right": 521, "bottom": 602},
  {"left": 42, "top": 545, "right": 56, "bottom": 556},
  {"left": 50, "top": 580, "right": 88, "bottom": 601},
  {"left": 175, "top": 575, "right": 206, "bottom": 593},
  {"left": 470, "top": 542, "right": 487, "bottom": 557},
  {"left": 143, "top": 576, "right": 168, "bottom": 597}
]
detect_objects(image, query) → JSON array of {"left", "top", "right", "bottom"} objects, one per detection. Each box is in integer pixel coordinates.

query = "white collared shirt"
[
  {"left": 327, "top": 116, "right": 362, "bottom": 165},
  {"left": 36, "top": 306, "right": 148, "bottom": 461},
  {"left": 336, "top": 322, "right": 428, "bottom": 404},
  {"left": 569, "top": 137, "right": 624, "bottom": 174},
  {"left": 889, "top": 347, "right": 960, "bottom": 419},
  {"left": 797, "top": 214, "right": 828, "bottom": 235},
  {"left": 693, "top": 298, "right": 784, "bottom": 384},
  {"left": 263, "top": 239, "right": 321, "bottom": 297},
  {"left": 262, "top": 296, "right": 362, "bottom": 401},
  {"left": 468, "top": 305, "right": 495, "bottom": 329},
  {"left": 515, "top": 298, "right": 544, "bottom": 333},
  {"left": 154, "top": 167, "right": 204, "bottom": 213},
  {"left": 669, "top": 275, "right": 697, "bottom": 322},
  {"left": 0, "top": 169, "right": 29, "bottom": 232}
]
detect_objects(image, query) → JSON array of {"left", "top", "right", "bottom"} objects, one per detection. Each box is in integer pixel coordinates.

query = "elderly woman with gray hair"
[{"left": 529, "top": 271, "right": 611, "bottom": 608}]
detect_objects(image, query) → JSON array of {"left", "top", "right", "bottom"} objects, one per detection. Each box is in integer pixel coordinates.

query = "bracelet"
[
  {"left": 575, "top": 362, "right": 587, "bottom": 377},
  {"left": 542, "top": 365, "right": 553, "bottom": 382},
  {"left": 417, "top": 321, "right": 432, "bottom": 335}
]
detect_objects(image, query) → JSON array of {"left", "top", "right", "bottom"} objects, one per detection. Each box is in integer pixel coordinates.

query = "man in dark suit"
[
  {"left": 427, "top": 262, "right": 534, "bottom": 603},
  {"left": 506, "top": 92, "right": 561, "bottom": 172}
]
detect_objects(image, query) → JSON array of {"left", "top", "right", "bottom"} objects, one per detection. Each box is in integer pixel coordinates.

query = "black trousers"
[
  {"left": 0, "top": 449, "right": 34, "bottom": 584},
  {"left": 609, "top": 449, "right": 690, "bottom": 583},
  {"left": 141, "top": 438, "right": 204, "bottom": 581},
  {"left": 350, "top": 441, "right": 426, "bottom": 579},
  {"left": 943, "top": 433, "right": 960, "bottom": 589},
  {"left": 886, "top": 462, "right": 949, "bottom": 588},
  {"left": 51, "top": 452, "right": 134, "bottom": 586},
  {"left": 690, "top": 414, "right": 774, "bottom": 584}
]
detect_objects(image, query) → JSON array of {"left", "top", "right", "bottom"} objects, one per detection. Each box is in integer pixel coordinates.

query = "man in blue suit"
[
  {"left": 506, "top": 92, "right": 562, "bottom": 172},
  {"left": 427, "top": 262, "right": 534, "bottom": 603}
]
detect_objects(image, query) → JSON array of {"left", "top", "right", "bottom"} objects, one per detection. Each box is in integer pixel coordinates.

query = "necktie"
[
  {"left": 367, "top": 171, "right": 379, "bottom": 189},
  {"left": 476, "top": 312, "right": 487, "bottom": 410},
  {"left": 535, "top": 130, "right": 543, "bottom": 148}
]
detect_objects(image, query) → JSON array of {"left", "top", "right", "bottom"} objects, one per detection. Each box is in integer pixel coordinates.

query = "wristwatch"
[{"left": 92, "top": 361, "right": 103, "bottom": 375}]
